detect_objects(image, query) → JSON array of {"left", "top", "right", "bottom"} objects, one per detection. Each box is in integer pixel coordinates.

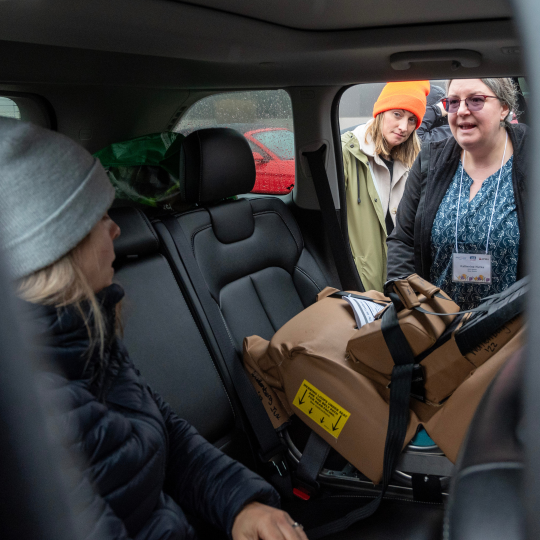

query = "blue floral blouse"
[{"left": 430, "top": 156, "right": 519, "bottom": 310}]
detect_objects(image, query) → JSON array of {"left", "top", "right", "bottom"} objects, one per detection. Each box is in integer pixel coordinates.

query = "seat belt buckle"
[
  {"left": 293, "top": 485, "right": 312, "bottom": 501},
  {"left": 293, "top": 475, "right": 320, "bottom": 500}
]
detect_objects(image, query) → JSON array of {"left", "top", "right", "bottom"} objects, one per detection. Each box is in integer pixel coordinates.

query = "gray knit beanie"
[{"left": 0, "top": 117, "right": 115, "bottom": 279}]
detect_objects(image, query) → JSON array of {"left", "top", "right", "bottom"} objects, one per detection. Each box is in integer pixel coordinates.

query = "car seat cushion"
[
  {"left": 293, "top": 250, "right": 327, "bottom": 307},
  {"left": 220, "top": 267, "right": 307, "bottom": 352},
  {"left": 181, "top": 128, "right": 256, "bottom": 203},
  {"left": 110, "top": 207, "right": 236, "bottom": 442}
]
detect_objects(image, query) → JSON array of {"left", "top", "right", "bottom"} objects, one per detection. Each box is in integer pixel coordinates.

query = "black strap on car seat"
[
  {"left": 306, "top": 296, "right": 416, "bottom": 539},
  {"left": 295, "top": 432, "right": 331, "bottom": 493},
  {"left": 302, "top": 145, "right": 365, "bottom": 292},
  {"left": 161, "top": 216, "right": 292, "bottom": 498}
]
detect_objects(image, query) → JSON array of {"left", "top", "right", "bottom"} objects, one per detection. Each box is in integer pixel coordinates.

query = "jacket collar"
[
  {"left": 352, "top": 121, "right": 376, "bottom": 160},
  {"left": 430, "top": 123, "right": 528, "bottom": 181},
  {"left": 22, "top": 283, "right": 125, "bottom": 380},
  {"left": 350, "top": 121, "right": 410, "bottom": 178}
]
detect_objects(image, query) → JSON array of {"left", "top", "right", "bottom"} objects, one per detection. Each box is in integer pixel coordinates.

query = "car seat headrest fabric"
[
  {"left": 180, "top": 128, "right": 256, "bottom": 204},
  {"left": 110, "top": 207, "right": 160, "bottom": 258}
]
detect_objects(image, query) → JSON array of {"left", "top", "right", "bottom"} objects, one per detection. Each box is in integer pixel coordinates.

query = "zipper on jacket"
[{"left": 356, "top": 162, "right": 361, "bottom": 204}]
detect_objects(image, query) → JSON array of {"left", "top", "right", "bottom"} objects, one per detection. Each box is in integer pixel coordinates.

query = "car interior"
[{"left": 0, "top": 0, "right": 538, "bottom": 539}]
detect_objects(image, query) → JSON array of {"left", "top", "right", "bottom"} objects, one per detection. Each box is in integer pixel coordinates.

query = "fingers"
[
  {"left": 231, "top": 502, "right": 307, "bottom": 540},
  {"left": 275, "top": 512, "right": 308, "bottom": 540}
]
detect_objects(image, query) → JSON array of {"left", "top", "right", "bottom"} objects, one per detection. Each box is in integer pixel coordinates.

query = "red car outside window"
[{"left": 244, "top": 128, "right": 295, "bottom": 195}]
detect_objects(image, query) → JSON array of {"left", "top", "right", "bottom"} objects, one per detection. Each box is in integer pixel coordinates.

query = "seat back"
[
  {"left": 169, "top": 127, "right": 328, "bottom": 352},
  {"left": 111, "top": 206, "right": 235, "bottom": 443}
]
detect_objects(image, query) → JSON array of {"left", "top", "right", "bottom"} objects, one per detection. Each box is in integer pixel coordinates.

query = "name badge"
[{"left": 452, "top": 253, "right": 492, "bottom": 284}]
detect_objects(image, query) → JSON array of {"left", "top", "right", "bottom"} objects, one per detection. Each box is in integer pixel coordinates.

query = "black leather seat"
[
  {"left": 151, "top": 128, "right": 444, "bottom": 539},
  {"left": 110, "top": 206, "right": 238, "bottom": 447},
  {"left": 156, "top": 127, "right": 328, "bottom": 354}
]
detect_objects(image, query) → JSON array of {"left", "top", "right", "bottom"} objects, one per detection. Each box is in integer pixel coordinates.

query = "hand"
[
  {"left": 232, "top": 501, "right": 308, "bottom": 540},
  {"left": 437, "top": 101, "right": 448, "bottom": 117}
]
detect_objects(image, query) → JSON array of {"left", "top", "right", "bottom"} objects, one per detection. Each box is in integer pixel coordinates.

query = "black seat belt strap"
[
  {"left": 303, "top": 145, "right": 364, "bottom": 292},
  {"left": 307, "top": 300, "right": 415, "bottom": 539},
  {"left": 295, "top": 432, "right": 331, "bottom": 493},
  {"left": 161, "top": 216, "right": 292, "bottom": 497}
]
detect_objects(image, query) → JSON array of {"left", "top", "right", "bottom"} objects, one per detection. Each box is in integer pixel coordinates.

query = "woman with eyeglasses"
[{"left": 387, "top": 78, "right": 526, "bottom": 309}]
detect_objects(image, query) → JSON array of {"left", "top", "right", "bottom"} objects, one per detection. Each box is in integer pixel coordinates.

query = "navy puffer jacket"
[{"left": 27, "top": 284, "right": 279, "bottom": 540}]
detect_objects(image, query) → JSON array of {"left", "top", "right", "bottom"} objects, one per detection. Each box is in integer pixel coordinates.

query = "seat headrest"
[
  {"left": 110, "top": 207, "right": 160, "bottom": 258},
  {"left": 181, "top": 128, "right": 256, "bottom": 204}
]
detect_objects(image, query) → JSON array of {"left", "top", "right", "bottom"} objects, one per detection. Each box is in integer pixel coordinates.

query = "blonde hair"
[
  {"left": 17, "top": 238, "right": 122, "bottom": 393},
  {"left": 365, "top": 113, "right": 421, "bottom": 168}
]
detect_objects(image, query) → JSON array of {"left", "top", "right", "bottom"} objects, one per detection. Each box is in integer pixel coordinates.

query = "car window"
[
  {"left": 250, "top": 129, "right": 294, "bottom": 160},
  {"left": 518, "top": 77, "right": 529, "bottom": 101},
  {"left": 338, "top": 80, "right": 448, "bottom": 291},
  {"left": 339, "top": 80, "right": 447, "bottom": 133},
  {"left": 175, "top": 90, "right": 295, "bottom": 195},
  {"left": 0, "top": 96, "right": 21, "bottom": 120}
]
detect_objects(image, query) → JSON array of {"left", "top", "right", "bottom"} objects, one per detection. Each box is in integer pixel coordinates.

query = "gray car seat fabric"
[{"left": 111, "top": 206, "right": 236, "bottom": 444}]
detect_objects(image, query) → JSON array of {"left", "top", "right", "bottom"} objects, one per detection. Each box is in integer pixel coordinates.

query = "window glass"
[
  {"left": 175, "top": 90, "right": 295, "bottom": 195},
  {"left": 338, "top": 80, "right": 448, "bottom": 292},
  {"left": 0, "top": 97, "right": 21, "bottom": 120},
  {"left": 518, "top": 77, "right": 529, "bottom": 101},
  {"left": 250, "top": 129, "right": 294, "bottom": 160},
  {"left": 339, "top": 80, "right": 447, "bottom": 133}
]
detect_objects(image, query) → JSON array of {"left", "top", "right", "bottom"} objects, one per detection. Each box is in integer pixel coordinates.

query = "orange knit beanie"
[{"left": 373, "top": 81, "right": 430, "bottom": 129}]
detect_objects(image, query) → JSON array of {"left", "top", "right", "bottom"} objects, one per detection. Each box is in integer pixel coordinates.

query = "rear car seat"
[
  {"left": 148, "top": 127, "right": 444, "bottom": 539},
  {"left": 154, "top": 128, "right": 328, "bottom": 354}
]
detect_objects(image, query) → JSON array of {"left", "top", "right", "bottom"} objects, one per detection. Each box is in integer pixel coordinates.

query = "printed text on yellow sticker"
[{"left": 293, "top": 380, "right": 350, "bottom": 439}]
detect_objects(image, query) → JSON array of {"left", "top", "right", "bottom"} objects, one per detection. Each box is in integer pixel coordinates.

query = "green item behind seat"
[{"left": 94, "top": 132, "right": 185, "bottom": 208}]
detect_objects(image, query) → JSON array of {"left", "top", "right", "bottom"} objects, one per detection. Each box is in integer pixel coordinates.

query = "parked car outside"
[{"left": 244, "top": 127, "right": 295, "bottom": 195}]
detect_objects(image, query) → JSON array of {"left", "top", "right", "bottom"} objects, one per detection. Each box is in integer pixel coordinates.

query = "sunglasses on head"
[{"left": 441, "top": 95, "right": 499, "bottom": 113}]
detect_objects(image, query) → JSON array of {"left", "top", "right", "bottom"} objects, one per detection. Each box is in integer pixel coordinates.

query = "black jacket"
[
  {"left": 387, "top": 123, "right": 528, "bottom": 282},
  {"left": 28, "top": 284, "right": 279, "bottom": 540},
  {"left": 416, "top": 104, "right": 452, "bottom": 144}
]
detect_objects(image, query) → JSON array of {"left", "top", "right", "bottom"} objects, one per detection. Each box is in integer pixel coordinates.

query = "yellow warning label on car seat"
[{"left": 293, "top": 380, "right": 350, "bottom": 439}]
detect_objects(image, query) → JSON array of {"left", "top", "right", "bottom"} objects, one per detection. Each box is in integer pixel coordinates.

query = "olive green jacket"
[{"left": 341, "top": 124, "right": 409, "bottom": 292}]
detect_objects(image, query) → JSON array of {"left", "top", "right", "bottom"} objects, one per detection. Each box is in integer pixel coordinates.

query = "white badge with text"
[{"left": 452, "top": 253, "right": 492, "bottom": 284}]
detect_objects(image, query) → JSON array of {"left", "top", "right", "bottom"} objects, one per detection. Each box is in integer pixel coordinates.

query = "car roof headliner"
[
  {"left": 0, "top": 0, "right": 522, "bottom": 88},
  {"left": 172, "top": 0, "right": 512, "bottom": 31}
]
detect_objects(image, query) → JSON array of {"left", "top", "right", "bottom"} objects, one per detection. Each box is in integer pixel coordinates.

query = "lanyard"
[{"left": 454, "top": 132, "right": 508, "bottom": 254}]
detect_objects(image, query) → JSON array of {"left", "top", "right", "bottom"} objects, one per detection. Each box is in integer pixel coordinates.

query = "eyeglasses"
[{"left": 441, "top": 95, "right": 499, "bottom": 113}]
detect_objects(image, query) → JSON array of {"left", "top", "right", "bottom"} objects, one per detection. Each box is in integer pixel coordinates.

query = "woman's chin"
[{"left": 456, "top": 132, "right": 480, "bottom": 150}]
